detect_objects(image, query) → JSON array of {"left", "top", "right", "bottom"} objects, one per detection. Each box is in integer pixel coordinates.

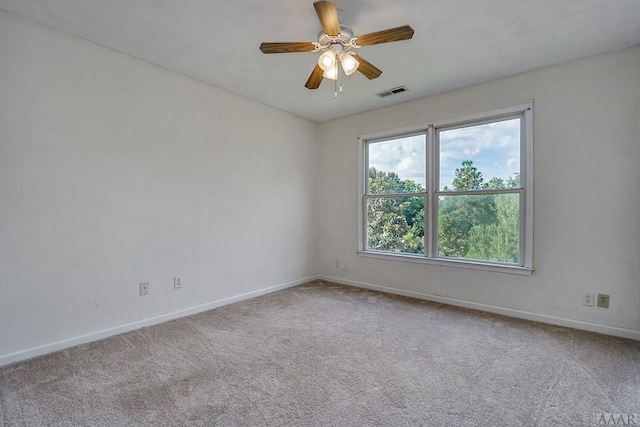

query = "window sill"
[{"left": 357, "top": 251, "right": 534, "bottom": 276}]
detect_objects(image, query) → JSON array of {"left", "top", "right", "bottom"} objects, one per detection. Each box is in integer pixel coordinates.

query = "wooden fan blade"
[
  {"left": 355, "top": 25, "right": 414, "bottom": 46},
  {"left": 259, "top": 42, "right": 316, "bottom": 54},
  {"left": 352, "top": 54, "right": 382, "bottom": 79},
  {"left": 314, "top": 1, "right": 340, "bottom": 36},
  {"left": 305, "top": 64, "right": 324, "bottom": 89}
]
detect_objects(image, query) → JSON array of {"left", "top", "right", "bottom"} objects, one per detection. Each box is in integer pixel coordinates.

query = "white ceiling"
[{"left": 1, "top": 1, "right": 639, "bottom": 122}]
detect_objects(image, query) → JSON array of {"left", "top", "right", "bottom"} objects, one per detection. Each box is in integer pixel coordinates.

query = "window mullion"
[{"left": 427, "top": 125, "right": 435, "bottom": 258}]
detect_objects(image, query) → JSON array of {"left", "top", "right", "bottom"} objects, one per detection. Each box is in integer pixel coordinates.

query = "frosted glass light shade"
[
  {"left": 322, "top": 66, "right": 338, "bottom": 80},
  {"left": 318, "top": 50, "right": 337, "bottom": 71},
  {"left": 339, "top": 52, "right": 359, "bottom": 75}
]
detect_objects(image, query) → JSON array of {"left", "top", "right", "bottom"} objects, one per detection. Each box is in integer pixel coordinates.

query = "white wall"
[
  {"left": 0, "top": 12, "right": 317, "bottom": 361},
  {"left": 316, "top": 45, "right": 640, "bottom": 333}
]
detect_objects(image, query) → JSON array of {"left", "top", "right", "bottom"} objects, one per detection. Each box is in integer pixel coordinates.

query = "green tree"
[
  {"left": 438, "top": 160, "right": 497, "bottom": 257},
  {"left": 368, "top": 167, "right": 424, "bottom": 194},
  {"left": 466, "top": 194, "right": 519, "bottom": 263},
  {"left": 366, "top": 162, "right": 519, "bottom": 262},
  {"left": 507, "top": 173, "right": 520, "bottom": 189},
  {"left": 467, "top": 171, "right": 520, "bottom": 262},
  {"left": 449, "top": 160, "right": 483, "bottom": 191},
  {"left": 483, "top": 177, "right": 506, "bottom": 190},
  {"left": 367, "top": 168, "right": 424, "bottom": 253}
]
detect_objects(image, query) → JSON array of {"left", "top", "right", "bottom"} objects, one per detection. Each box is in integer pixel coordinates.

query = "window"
[{"left": 358, "top": 104, "right": 533, "bottom": 274}]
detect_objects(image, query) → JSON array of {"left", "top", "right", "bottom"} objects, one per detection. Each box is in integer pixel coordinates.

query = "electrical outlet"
[
  {"left": 335, "top": 260, "right": 340, "bottom": 269},
  {"left": 582, "top": 292, "right": 594, "bottom": 307},
  {"left": 139, "top": 282, "right": 149, "bottom": 296},
  {"left": 597, "top": 293, "right": 610, "bottom": 308},
  {"left": 174, "top": 277, "right": 182, "bottom": 289}
]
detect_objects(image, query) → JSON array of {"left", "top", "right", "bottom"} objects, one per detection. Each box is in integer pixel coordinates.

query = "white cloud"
[
  {"left": 369, "top": 134, "right": 426, "bottom": 186},
  {"left": 439, "top": 118, "right": 520, "bottom": 188}
]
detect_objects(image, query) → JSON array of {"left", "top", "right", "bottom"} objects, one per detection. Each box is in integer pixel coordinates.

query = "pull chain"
[{"left": 334, "top": 64, "right": 339, "bottom": 99}]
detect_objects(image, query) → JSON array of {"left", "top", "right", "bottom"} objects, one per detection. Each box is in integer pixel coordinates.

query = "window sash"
[
  {"left": 434, "top": 191, "right": 523, "bottom": 265},
  {"left": 365, "top": 195, "right": 426, "bottom": 255},
  {"left": 365, "top": 130, "right": 427, "bottom": 196},
  {"left": 435, "top": 113, "right": 524, "bottom": 193}
]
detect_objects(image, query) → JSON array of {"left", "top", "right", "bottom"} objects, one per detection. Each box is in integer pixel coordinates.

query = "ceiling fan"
[{"left": 259, "top": 1, "right": 414, "bottom": 91}]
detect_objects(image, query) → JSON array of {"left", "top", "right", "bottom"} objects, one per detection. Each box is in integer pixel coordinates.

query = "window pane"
[
  {"left": 367, "top": 196, "right": 424, "bottom": 254},
  {"left": 437, "top": 193, "right": 520, "bottom": 264},
  {"left": 439, "top": 118, "right": 520, "bottom": 191},
  {"left": 368, "top": 134, "right": 426, "bottom": 194}
]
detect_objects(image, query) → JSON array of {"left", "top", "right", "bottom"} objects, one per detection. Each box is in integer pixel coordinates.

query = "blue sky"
[{"left": 368, "top": 119, "right": 520, "bottom": 190}]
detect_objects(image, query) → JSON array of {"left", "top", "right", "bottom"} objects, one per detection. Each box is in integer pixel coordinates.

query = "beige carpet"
[{"left": 1, "top": 280, "right": 639, "bottom": 426}]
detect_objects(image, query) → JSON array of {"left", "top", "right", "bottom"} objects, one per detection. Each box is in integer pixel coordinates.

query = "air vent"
[{"left": 376, "top": 86, "right": 409, "bottom": 98}]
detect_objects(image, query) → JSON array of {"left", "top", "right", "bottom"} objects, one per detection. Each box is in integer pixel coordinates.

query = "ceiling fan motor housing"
[{"left": 317, "top": 25, "right": 357, "bottom": 51}]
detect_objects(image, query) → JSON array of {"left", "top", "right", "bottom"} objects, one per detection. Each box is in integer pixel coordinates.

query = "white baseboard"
[
  {"left": 4, "top": 274, "right": 637, "bottom": 367},
  {"left": 319, "top": 275, "right": 640, "bottom": 341},
  {"left": 0, "top": 276, "right": 315, "bottom": 367}
]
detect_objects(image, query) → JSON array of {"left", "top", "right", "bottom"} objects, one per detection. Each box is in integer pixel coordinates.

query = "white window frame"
[{"left": 357, "top": 104, "right": 533, "bottom": 275}]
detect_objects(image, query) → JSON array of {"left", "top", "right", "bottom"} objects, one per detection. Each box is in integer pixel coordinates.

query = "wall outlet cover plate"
[
  {"left": 597, "top": 293, "right": 609, "bottom": 308},
  {"left": 140, "top": 282, "right": 149, "bottom": 296}
]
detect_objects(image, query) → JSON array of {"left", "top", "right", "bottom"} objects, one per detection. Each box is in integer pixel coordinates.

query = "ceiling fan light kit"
[
  {"left": 259, "top": 1, "right": 414, "bottom": 95},
  {"left": 318, "top": 48, "right": 359, "bottom": 83}
]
